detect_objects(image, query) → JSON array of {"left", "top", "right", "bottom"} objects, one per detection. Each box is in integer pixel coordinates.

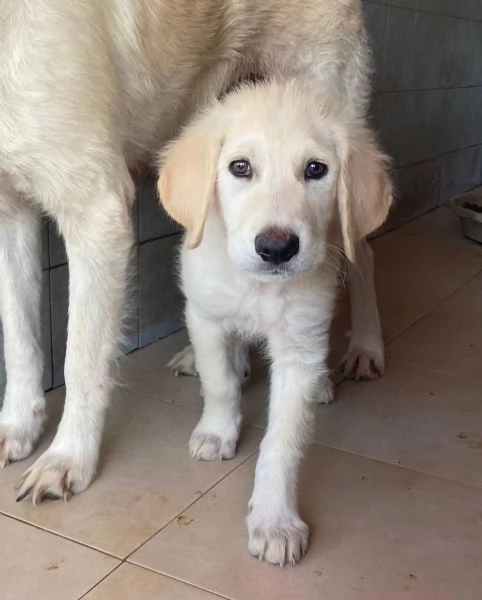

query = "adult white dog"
[
  {"left": 0, "top": 0, "right": 389, "bottom": 504},
  {"left": 159, "top": 80, "right": 391, "bottom": 565}
]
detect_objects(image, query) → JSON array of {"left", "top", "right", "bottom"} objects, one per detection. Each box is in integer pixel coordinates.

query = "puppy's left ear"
[
  {"left": 337, "top": 124, "right": 393, "bottom": 261},
  {"left": 158, "top": 114, "right": 224, "bottom": 249}
]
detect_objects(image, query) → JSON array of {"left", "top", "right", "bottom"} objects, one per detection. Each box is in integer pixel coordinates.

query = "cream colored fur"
[
  {"left": 0, "top": 0, "right": 388, "bottom": 507},
  {"left": 159, "top": 81, "right": 391, "bottom": 565}
]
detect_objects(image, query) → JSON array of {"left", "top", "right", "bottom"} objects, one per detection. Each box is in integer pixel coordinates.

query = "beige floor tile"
[
  {"left": 371, "top": 229, "right": 482, "bottom": 342},
  {"left": 84, "top": 563, "right": 225, "bottom": 600},
  {"left": 0, "top": 387, "right": 261, "bottom": 558},
  {"left": 0, "top": 513, "right": 118, "bottom": 600},
  {"left": 313, "top": 362, "right": 482, "bottom": 488},
  {"left": 388, "top": 271, "right": 482, "bottom": 380},
  {"left": 396, "top": 206, "right": 482, "bottom": 253},
  {"left": 122, "top": 329, "right": 200, "bottom": 409},
  {"left": 130, "top": 446, "right": 482, "bottom": 600}
]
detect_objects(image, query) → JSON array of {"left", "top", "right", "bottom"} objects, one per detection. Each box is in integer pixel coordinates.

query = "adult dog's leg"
[
  {"left": 16, "top": 178, "right": 133, "bottom": 503},
  {"left": 247, "top": 327, "right": 328, "bottom": 566},
  {"left": 0, "top": 192, "right": 46, "bottom": 467},
  {"left": 187, "top": 307, "right": 242, "bottom": 461},
  {"left": 342, "top": 238, "right": 385, "bottom": 380}
]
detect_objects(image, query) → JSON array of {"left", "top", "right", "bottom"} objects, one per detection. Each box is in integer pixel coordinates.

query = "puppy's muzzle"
[{"left": 254, "top": 227, "right": 299, "bottom": 265}]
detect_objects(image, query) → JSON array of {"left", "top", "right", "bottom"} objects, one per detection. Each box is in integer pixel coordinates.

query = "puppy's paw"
[
  {"left": 247, "top": 508, "right": 309, "bottom": 566},
  {"left": 15, "top": 450, "right": 96, "bottom": 504},
  {"left": 189, "top": 432, "right": 237, "bottom": 461},
  {"left": 0, "top": 409, "right": 46, "bottom": 467},
  {"left": 189, "top": 414, "right": 241, "bottom": 461},
  {"left": 341, "top": 345, "right": 384, "bottom": 381},
  {"left": 316, "top": 378, "right": 335, "bottom": 404},
  {"left": 167, "top": 345, "right": 198, "bottom": 377}
]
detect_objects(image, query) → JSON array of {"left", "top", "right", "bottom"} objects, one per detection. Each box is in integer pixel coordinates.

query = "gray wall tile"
[
  {"left": 41, "top": 219, "right": 49, "bottom": 270},
  {"left": 439, "top": 145, "right": 482, "bottom": 203},
  {"left": 412, "top": 13, "right": 477, "bottom": 90},
  {"left": 380, "top": 87, "right": 482, "bottom": 168},
  {"left": 50, "top": 265, "right": 68, "bottom": 388},
  {"left": 381, "top": 7, "right": 416, "bottom": 92},
  {"left": 48, "top": 221, "right": 67, "bottom": 268},
  {"left": 364, "top": 2, "right": 388, "bottom": 93},
  {"left": 139, "top": 235, "right": 184, "bottom": 347},
  {"left": 138, "top": 174, "right": 181, "bottom": 243},
  {"left": 380, "top": 158, "right": 442, "bottom": 233},
  {"left": 42, "top": 271, "right": 53, "bottom": 390},
  {"left": 417, "top": 0, "right": 482, "bottom": 20},
  {"left": 365, "top": 0, "right": 417, "bottom": 9}
]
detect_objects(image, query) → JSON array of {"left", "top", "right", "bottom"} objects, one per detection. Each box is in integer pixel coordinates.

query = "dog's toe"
[
  {"left": 341, "top": 347, "right": 384, "bottom": 381},
  {"left": 247, "top": 515, "right": 309, "bottom": 566},
  {"left": 316, "top": 378, "right": 335, "bottom": 404},
  {"left": 189, "top": 432, "right": 237, "bottom": 461},
  {"left": 167, "top": 345, "right": 198, "bottom": 377},
  {"left": 0, "top": 415, "right": 45, "bottom": 468},
  {"left": 15, "top": 452, "right": 94, "bottom": 505}
]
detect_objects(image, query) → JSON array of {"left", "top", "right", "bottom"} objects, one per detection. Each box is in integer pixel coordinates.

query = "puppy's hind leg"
[
  {"left": 16, "top": 170, "right": 134, "bottom": 503},
  {"left": 167, "top": 345, "right": 198, "bottom": 377},
  {"left": 342, "top": 238, "right": 385, "bottom": 380},
  {"left": 0, "top": 188, "right": 46, "bottom": 468},
  {"left": 168, "top": 336, "right": 250, "bottom": 385}
]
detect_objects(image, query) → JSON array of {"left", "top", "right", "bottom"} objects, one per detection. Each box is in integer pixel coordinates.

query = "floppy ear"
[
  {"left": 158, "top": 116, "right": 223, "bottom": 249},
  {"left": 337, "top": 124, "right": 393, "bottom": 261}
]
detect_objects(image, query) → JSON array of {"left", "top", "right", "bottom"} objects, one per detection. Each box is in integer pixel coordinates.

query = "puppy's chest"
[
  {"left": 230, "top": 287, "right": 287, "bottom": 334},
  {"left": 193, "top": 278, "right": 288, "bottom": 335}
]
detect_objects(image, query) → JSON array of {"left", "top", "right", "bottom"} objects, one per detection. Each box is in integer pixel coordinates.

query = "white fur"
[
  {"left": 159, "top": 82, "right": 391, "bottom": 565},
  {"left": 0, "top": 0, "right": 386, "bottom": 503}
]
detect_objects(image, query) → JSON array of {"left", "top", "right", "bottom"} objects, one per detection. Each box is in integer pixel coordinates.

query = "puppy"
[{"left": 158, "top": 80, "right": 392, "bottom": 565}]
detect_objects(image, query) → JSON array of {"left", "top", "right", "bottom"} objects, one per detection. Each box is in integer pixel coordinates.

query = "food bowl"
[{"left": 451, "top": 186, "right": 482, "bottom": 244}]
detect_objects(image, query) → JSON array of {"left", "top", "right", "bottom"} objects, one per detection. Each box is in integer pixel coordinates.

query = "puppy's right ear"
[{"left": 158, "top": 115, "right": 223, "bottom": 249}]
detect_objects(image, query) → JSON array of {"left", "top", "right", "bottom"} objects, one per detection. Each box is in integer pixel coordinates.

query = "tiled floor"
[{"left": 2, "top": 206, "right": 482, "bottom": 600}]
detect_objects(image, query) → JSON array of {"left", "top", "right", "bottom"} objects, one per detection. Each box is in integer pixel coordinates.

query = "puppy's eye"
[
  {"left": 304, "top": 160, "right": 328, "bottom": 180},
  {"left": 229, "top": 159, "right": 252, "bottom": 178}
]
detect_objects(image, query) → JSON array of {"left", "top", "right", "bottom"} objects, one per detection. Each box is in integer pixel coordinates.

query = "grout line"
[
  {"left": 386, "top": 358, "right": 482, "bottom": 382},
  {"left": 118, "top": 563, "right": 233, "bottom": 600},
  {"left": 390, "top": 143, "right": 482, "bottom": 171},
  {"left": 385, "top": 267, "right": 482, "bottom": 348},
  {"left": 365, "top": 0, "right": 482, "bottom": 24},
  {"left": 0, "top": 512, "right": 121, "bottom": 559},
  {"left": 77, "top": 563, "right": 124, "bottom": 600},
  {"left": 138, "top": 230, "right": 181, "bottom": 247},
  {"left": 124, "top": 448, "right": 259, "bottom": 560},
  {"left": 308, "top": 437, "right": 482, "bottom": 493},
  {"left": 374, "top": 84, "right": 482, "bottom": 95}
]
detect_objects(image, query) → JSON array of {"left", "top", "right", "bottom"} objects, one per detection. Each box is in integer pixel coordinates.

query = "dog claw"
[{"left": 16, "top": 486, "right": 33, "bottom": 503}]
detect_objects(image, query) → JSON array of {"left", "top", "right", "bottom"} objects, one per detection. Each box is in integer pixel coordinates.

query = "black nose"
[{"left": 254, "top": 228, "right": 300, "bottom": 265}]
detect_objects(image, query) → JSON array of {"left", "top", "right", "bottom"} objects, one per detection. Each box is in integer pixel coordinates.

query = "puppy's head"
[{"left": 158, "top": 81, "right": 392, "bottom": 280}]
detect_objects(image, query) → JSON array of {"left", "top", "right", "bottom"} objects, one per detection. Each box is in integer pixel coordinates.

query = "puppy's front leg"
[
  {"left": 187, "top": 306, "right": 242, "bottom": 461},
  {"left": 247, "top": 331, "right": 327, "bottom": 566}
]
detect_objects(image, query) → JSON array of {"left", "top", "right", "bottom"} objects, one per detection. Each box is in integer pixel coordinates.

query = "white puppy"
[{"left": 159, "top": 80, "right": 392, "bottom": 565}]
